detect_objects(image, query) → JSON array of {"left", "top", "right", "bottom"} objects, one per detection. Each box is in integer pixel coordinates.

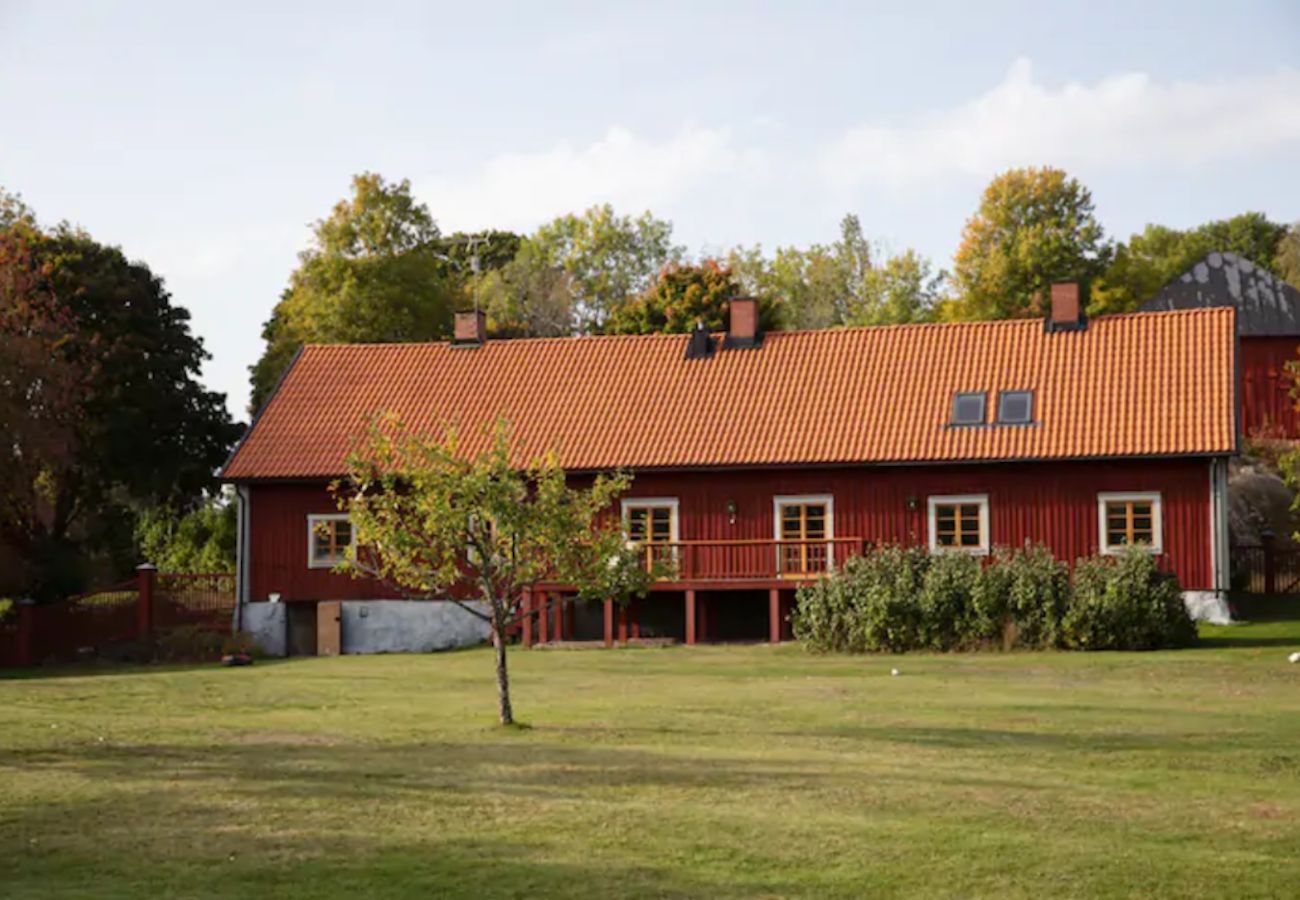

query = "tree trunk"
[{"left": 492, "top": 625, "right": 514, "bottom": 726}]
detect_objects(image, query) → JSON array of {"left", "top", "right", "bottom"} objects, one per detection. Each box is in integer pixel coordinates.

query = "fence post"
[
  {"left": 16, "top": 598, "right": 36, "bottom": 667},
  {"left": 136, "top": 563, "right": 157, "bottom": 639},
  {"left": 1261, "top": 529, "right": 1276, "bottom": 595}
]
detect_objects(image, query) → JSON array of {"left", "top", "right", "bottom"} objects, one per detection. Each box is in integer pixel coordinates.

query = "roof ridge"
[{"left": 299, "top": 307, "right": 1231, "bottom": 353}]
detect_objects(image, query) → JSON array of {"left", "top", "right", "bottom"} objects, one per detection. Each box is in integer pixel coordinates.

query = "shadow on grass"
[
  {"left": 0, "top": 657, "right": 302, "bottom": 682},
  {"left": 1, "top": 805, "right": 794, "bottom": 900}
]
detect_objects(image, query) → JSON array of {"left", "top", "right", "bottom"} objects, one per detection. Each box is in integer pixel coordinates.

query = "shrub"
[
  {"left": 916, "top": 550, "right": 979, "bottom": 650},
  {"left": 795, "top": 542, "right": 1193, "bottom": 654},
  {"left": 1063, "top": 548, "right": 1196, "bottom": 650},
  {"left": 792, "top": 546, "right": 927, "bottom": 653},
  {"left": 970, "top": 544, "right": 1070, "bottom": 649},
  {"left": 0, "top": 598, "right": 13, "bottom": 623}
]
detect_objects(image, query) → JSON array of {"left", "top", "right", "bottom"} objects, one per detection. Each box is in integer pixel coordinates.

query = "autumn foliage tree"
[
  {"left": 0, "top": 231, "right": 86, "bottom": 594},
  {"left": 604, "top": 259, "right": 781, "bottom": 335},
  {"left": 949, "top": 167, "right": 1111, "bottom": 320},
  {"left": 0, "top": 189, "right": 238, "bottom": 599},
  {"left": 335, "top": 420, "right": 655, "bottom": 725}
]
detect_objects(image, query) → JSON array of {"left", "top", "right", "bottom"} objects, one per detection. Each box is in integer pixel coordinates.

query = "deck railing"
[{"left": 633, "top": 538, "right": 866, "bottom": 582}]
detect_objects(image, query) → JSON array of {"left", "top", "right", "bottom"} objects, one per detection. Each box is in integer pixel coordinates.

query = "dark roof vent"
[
  {"left": 684, "top": 321, "right": 715, "bottom": 360},
  {"left": 453, "top": 309, "right": 486, "bottom": 346}
]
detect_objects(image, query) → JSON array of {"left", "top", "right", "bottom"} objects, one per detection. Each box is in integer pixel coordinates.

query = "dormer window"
[
  {"left": 950, "top": 392, "right": 986, "bottom": 427},
  {"left": 996, "top": 390, "right": 1034, "bottom": 425}
]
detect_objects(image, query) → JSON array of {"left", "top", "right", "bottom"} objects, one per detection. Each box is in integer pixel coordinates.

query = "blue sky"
[{"left": 2, "top": 0, "right": 1298, "bottom": 419}]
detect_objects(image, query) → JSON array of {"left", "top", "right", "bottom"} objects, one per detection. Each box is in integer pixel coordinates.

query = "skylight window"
[
  {"left": 997, "top": 390, "right": 1034, "bottom": 425},
  {"left": 950, "top": 392, "right": 986, "bottom": 427}
]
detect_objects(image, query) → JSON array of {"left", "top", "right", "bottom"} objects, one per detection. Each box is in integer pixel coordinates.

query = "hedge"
[{"left": 792, "top": 543, "right": 1195, "bottom": 653}]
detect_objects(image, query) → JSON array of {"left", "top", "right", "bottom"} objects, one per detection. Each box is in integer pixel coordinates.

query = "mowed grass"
[{"left": 3, "top": 624, "right": 1300, "bottom": 899}]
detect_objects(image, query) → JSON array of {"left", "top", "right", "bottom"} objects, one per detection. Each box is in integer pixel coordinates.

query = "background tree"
[
  {"left": 469, "top": 239, "right": 575, "bottom": 338},
  {"left": 950, "top": 167, "right": 1111, "bottom": 320},
  {"left": 0, "top": 229, "right": 86, "bottom": 596},
  {"left": 0, "top": 191, "right": 239, "bottom": 598},
  {"left": 337, "top": 420, "right": 654, "bottom": 725},
  {"left": 532, "top": 204, "right": 683, "bottom": 332},
  {"left": 604, "top": 259, "right": 781, "bottom": 334},
  {"left": 1094, "top": 213, "right": 1295, "bottom": 313},
  {"left": 250, "top": 174, "right": 504, "bottom": 410},
  {"left": 1279, "top": 223, "right": 1300, "bottom": 291},
  {"left": 135, "top": 495, "right": 236, "bottom": 573},
  {"left": 729, "top": 215, "right": 943, "bottom": 328}
]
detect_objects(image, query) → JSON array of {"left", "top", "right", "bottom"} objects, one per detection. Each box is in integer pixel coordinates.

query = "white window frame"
[
  {"left": 620, "top": 498, "right": 680, "bottom": 543},
  {"left": 927, "top": 494, "right": 990, "bottom": 556},
  {"left": 1097, "top": 492, "right": 1163, "bottom": 555},
  {"left": 773, "top": 494, "right": 836, "bottom": 573},
  {"left": 307, "top": 513, "right": 352, "bottom": 569}
]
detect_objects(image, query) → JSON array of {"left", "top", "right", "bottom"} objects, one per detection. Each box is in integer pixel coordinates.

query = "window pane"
[
  {"left": 335, "top": 521, "right": 351, "bottom": 547},
  {"left": 628, "top": 509, "right": 647, "bottom": 540},
  {"left": 951, "top": 392, "right": 986, "bottom": 426},
  {"left": 997, "top": 391, "right": 1033, "bottom": 424}
]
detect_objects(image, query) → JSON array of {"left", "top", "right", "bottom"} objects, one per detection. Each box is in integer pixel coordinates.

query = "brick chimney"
[
  {"left": 1046, "top": 282, "right": 1087, "bottom": 332},
  {"left": 453, "top": 309, "right": 486, "bottom": 346},
  {"left": 723, "top": 297, "right": 763, "bottom": 349}
]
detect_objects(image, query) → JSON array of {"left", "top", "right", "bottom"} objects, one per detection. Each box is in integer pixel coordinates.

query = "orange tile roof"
[{"left": 222, "top": 308, "right": 1237, "bottom": 480}]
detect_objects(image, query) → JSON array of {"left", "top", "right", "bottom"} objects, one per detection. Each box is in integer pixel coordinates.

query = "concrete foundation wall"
[
  {"left": 339, "top": 600, "right": 490, "bottom": 653},
  {"left": 238, "top": 599, "right": 490, "bottom": 657},
  {"left": 241, "top": 602, "right": 288, "bottom": 656}
]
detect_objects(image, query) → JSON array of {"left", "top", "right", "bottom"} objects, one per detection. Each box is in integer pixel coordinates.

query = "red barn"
[
  {"left": 1140, "top": 251, "right": 1300, "bottom": 439},
  {"left": 222, "top": 288, "right": 1236, "bottom": 654}
]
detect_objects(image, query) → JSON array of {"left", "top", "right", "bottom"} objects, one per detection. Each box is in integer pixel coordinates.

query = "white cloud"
[
  {"left": 822, "top": 58, "right": 1300, "bottom": 188},
  {"left": 416, "top": 126, "right": 768, "bottom": 233}
]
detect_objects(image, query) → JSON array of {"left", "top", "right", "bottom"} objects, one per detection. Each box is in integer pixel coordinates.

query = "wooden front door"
[{"left": 317, "top": 601, "right": 342, "bottom": 656}]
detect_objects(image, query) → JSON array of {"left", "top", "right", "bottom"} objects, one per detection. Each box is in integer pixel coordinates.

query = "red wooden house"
[
  {"left": 1140, "top": 251, "right": 1300, "bottom": 439},
  {"left": 221, "top": 285, "right": 1237, "bottom": 654}
]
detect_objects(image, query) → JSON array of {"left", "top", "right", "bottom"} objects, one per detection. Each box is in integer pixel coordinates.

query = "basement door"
[{"left": 317, "top": 601, "right": 342, "bottom": 656}]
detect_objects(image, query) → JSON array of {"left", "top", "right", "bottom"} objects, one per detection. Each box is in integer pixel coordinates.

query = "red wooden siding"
[
  {"left": 1240, "top": 336, "right": 1300, "bottom": 438},
  {"left": 245, "top": 457, "right": 1215, "bottom": 601}
]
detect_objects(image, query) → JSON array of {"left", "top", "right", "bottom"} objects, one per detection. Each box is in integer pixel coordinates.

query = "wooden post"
[
  {"left": 603, "top": 599, "right": 614, "bottom": 648},
  {"left": 685, "top": 590, "right": 696, "bottom": 645},
  {"left": 522, "top": 587, "right": 533, "bottom": 647},
  {"left": 15, "top": 598, "right": 35, "bottom": 667},
  {"left": 136, "top": 563, "right": 157, "bottom": 640},
  {"left": 538, "top": 592, "right": 550, "bottom": 644},
  {"left": 768, "top": 588, "right": 781, "bottom": 644},
  {"left": 1262, "top": 529, "right": 1277, "bottom": 595},
  {"left": 618, "top": 604, "right": 629, "bottom": 646}
]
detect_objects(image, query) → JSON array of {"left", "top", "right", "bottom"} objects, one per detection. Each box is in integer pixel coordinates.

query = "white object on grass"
[
  {"left": 1288, "top": 652, "right": 1300, "bottom": 664},
  {"left": 890, "top": 668, "right": 900, "bottom": 677}
]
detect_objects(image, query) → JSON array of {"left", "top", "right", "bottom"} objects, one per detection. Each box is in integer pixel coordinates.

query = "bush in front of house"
[
  {"left": 791, "top": 546, "right": 927, "bottom": 652},
  {"left": 793, "top": 543, "right": 1194, "bottom": 653},
  {"left": 1061, "top": 547, "right": 1196, "bottom": 651},
  {"left": 970, "top": 544, "right": 1071, "bottom": 649}
]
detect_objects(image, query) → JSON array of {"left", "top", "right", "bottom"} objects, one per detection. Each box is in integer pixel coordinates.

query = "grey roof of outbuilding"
[{"left": 1139, "top": 251, "right": 1300, "bottom": 336}]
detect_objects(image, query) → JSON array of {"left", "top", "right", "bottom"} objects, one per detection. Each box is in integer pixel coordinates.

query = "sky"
[{"left": 2, "top": 0, "right": 1299, "bottom": 421}]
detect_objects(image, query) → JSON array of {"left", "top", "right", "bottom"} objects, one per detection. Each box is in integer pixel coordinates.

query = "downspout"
[{"left": 234, "top": 484, "right": 251, "bottom": 632}]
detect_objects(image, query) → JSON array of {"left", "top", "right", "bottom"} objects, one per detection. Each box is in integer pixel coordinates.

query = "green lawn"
[{"left": 3, "top": 623, "right": 1300, "bottom": 899}]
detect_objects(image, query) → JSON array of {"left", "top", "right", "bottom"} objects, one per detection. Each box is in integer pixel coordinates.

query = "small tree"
[{"left": 334, "top": 418, "right": 654, "bottom": 725}]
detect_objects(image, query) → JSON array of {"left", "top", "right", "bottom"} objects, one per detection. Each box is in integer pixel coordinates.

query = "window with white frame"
[
  {"left": 773, "top": 494, "right": 834, "bottom": 574},
  {"left": 927, "top": 495, "right": 990, "bottom": 554},
  {"left": 308, "top": 514, "right": 352, "bottom": 568},
  {"left": 621, "top": 498, "right": 679, "bottom": 570},
  {"left": 1097, "top": 492, "right": 1163, "bottom": 554}
]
